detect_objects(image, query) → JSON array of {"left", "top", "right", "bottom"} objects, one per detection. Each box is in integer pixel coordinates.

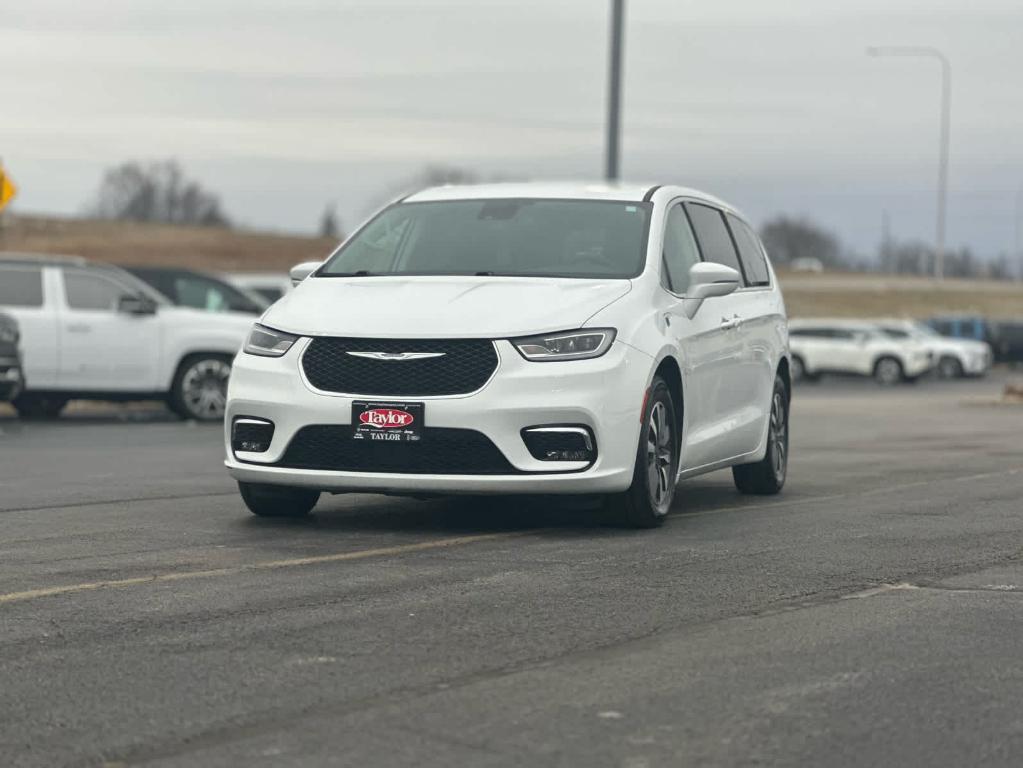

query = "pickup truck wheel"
[
  {"left": 937, "top": 355, "right": 963, "bottom": 379},
  {"left": 873, "top": 356, "right": 904, "bottom": 386},
  {"left": 604, "top": 376, "right": 677, "bottom": 528},
  {"left": 12, "top": 394, "right": 68, "bottom": 420},
  {"left": 239, "top": 482, "right": 319, "bottom": 517},
  {"left": 733, "top": 375, "right": 788, "bottom": 495},
  {"left": 169, "top": 354, "right": 231, "bottom": 421}
]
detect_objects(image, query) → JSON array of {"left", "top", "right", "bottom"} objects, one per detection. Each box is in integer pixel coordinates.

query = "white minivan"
[
  {"left": 0, "top": 254, "right": 255, "bottom": 420},
  {"left": 225, "top": 183, "right": 791, "bottom": 527}
]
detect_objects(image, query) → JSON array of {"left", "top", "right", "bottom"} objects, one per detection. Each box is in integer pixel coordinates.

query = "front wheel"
[
  {"left": 169, "top": 354, "right": 232, "bottom": 421},
  {"left": 873, "top": 356, "right": 904, "bottom": 386},
  {"left": 733, "top": 375, "right": 789, "bottom": 495},
  {"left": 239, "top": 482, "right": 320, "bottom": 517},
  {"left": 937, "top": 355, "right": 963, "bottom": 379},
  {"left": 604, "top": 376, "right": 678, "bottom": 528}
]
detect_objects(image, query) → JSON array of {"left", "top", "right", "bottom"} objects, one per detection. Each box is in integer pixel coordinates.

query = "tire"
[
  {"left": 238, "top": 481, "right": 320, "bottom": 517},
  {"left": 791, "top": 355, "right": 806, "bottom": 382},
  {"left": 937, "top": 355, "right": 963, "bottom": 379},
  {"left": 790, "top": 355, "right": 819, "bottom": 383},
  {"left": 12, "top": 393, "right": 68, "bottom": 420},
  {"left": 733, "top": 375, "right": 789, "bottom": 495},
  {"left": 873, "top": 356, "right": 904, "bottom": 386},
  {"left": 169, "top": 354, "right": 232, "bottom": 421},
  {"left": 603, "top": 375, "right": 678, "bottom": 528}
]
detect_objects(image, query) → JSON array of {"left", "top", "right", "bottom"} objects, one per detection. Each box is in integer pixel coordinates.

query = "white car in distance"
[
  {"left": 874, "top": 318, "right": 991, "bottom": 379},
  {"left": 225, "top": 182, "right": 792, "bottom": 528},
  {"left": 0, "top": 254, "right": 255, "bottom": 420},
  {"left": 788, "top": 319, "right": 933, "bottom": 385}
]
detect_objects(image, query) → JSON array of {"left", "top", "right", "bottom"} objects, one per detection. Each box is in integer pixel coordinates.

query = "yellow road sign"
[{"left": 0, "top": 167, "right": 18, "bottom": 212}]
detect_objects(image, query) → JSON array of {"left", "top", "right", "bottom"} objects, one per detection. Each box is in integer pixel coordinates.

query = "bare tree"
[
  {"left": 319, "top": 203, "right": 341, "bottom": 239},
  {"left": 760, "top": 216, "right": 845, "bottom": 268},
  {"left": 89, "top": 160, "right": 230, "bottom": 226}
]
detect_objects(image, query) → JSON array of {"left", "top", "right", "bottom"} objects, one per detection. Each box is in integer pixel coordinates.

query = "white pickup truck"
[{"left": 0, "top": 254, "right": 255, "bottom": 420}]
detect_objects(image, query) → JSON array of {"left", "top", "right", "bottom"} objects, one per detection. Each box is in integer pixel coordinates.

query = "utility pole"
[
  {"left": 866, "top": 46, "right": 951, "bottom": 280},
  {"left": 605, "top": 0, "right": 625, "bottom": 182},
  {"left": 1015, "top": 187, "right": 1023, "bottom": 281}
]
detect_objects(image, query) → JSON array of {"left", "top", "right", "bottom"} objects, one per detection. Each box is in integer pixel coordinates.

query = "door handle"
[
  {"left": 66, "top": 324, "right": 92, "bottom": 333},
  {"left": 720, "top": 317, "right": 738, "bottom": 331}
]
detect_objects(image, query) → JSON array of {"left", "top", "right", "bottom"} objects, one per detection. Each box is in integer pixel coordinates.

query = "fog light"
[
  {"left": 521, "top": 426, "right": 596, "bottom": 463},
  {"left": 232, "top": 417, "right": 275, "bottom": 454}
]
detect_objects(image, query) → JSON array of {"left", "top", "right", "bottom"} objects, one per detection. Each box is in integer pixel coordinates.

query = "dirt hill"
[
  {"left": 0, "top": 213, "right": 337, "bottom": 272},
  {"left": 778, "top": 271, "right": 1023, "bottom": 319},
  {"left": 1, "top": 213, "right": 1021, "bottom": 319}
]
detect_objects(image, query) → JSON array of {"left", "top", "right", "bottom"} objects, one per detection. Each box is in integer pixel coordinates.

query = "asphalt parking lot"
[{"left": 2, "top": 372, "right": 1022, "bottom": 767}]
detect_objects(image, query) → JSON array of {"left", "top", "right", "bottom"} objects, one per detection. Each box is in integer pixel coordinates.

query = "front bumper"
[{"left": 224, "top": 338, "right": 651, "bottom": 495}]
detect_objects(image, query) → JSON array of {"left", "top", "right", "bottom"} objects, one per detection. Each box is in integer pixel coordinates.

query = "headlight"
[
  {"left": 243, "top": 324, "right": 299, "bottom": 357},
  {"left": 511, "top": 329, "right": 616, "bottom": 361},
  {"left": 0, "top": 326, "right": 17, "bottom": 344}
]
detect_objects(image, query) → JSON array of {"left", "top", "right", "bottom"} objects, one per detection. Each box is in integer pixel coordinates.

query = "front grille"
[
  {"left": 302, "top": 337, "right": 498, "bottom": 396},
  {"left": 272, "top": 425, "right": 519, "bottom": 475}
]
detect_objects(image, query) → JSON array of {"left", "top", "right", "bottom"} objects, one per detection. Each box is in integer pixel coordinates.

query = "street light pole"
[
  {"left": 605, "top": 0, "right": 625, "bottom": 182},
  {"left": 867, "top": 46, "right": 951, "bottom": 280}
]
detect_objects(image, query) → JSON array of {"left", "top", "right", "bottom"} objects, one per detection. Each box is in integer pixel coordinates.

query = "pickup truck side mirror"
[
  {"left": 117, "top": 294, "right": 157, "bottom": 315},
  {"left": 681, "top": 262, "right": 741, "bottom": 319},
  {"left": 290, "top": 261, "right": 322, "bottom": 286}
]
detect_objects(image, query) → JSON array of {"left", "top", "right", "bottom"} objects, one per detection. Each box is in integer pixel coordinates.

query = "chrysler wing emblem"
[{"left": 346, "top": 351, "right": 446, "bottom": 361}]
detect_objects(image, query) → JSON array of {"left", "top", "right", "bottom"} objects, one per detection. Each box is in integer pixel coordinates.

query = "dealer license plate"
[{"left": 352, "top": 401, "right": 424, "bottom": 443}]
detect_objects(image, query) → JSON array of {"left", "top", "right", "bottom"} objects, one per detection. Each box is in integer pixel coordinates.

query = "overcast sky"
[{"left": 3, "top": 0, "right": 1022, "bottom": 258}]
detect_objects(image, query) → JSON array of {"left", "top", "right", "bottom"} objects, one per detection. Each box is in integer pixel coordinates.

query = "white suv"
[
  {"left": 874, "top": 318, "right": 991, "bottom": 379},
  {"left": 224, "top": 183, "right": 791, "bottom": 527},
  {"left": 0, "top": 254, "right": 255, "bottom": 420},
  {"left": 789, "top": 318, "right": 934, "bottom": 385}
]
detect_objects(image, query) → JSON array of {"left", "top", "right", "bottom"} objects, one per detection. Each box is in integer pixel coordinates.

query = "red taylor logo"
[{"left": 359, "top": 408, "right": 414, "bottom": 429}]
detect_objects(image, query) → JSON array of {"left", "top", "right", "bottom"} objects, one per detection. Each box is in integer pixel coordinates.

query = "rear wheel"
[
  {"left": 169, "top": 354, "right": 231, "bottom": 421},
  {"left": 12, "top": 393, "right": 68, "bottom": 420},
  {"left": 937, "top": 355, "right": 963, "bottom": 379},
  {"left": 790, "top": 355, "right": 819, "bottom": 383},
  {"left": 238, "top": 482, "right": 320, "bottom": 517},
  {"left": 873, "top": 356, "right": 904, "bottom": 386},
  {"left": 733, "top": 375, "right": 789, "bottom": 495},
  {"left": 604, "top": 376, "right": 678, "bottom": 528}
]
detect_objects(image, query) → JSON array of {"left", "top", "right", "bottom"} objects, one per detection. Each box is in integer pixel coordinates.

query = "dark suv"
[{"left": 0, "top": 311, "right": 24, "bottom": 402}]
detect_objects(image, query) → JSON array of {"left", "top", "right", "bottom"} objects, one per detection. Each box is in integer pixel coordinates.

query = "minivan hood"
[{"left": 263, "top": 276, "right": 633, "bottom": 338}]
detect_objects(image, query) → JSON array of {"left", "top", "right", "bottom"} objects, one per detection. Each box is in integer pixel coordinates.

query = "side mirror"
[
  {"left": 681, "top": 262, "right": 741, "bottom": 319},
  {"left": 290, "top": 261, "right": 322, "bottom": 286},
  {"left": 117, "top": 294, "right": 157, "bottom": 315}
]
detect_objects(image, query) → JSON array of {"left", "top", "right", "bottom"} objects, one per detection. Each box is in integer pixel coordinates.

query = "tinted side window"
[
  {"left": 64, "top": 271, "right": 128, "bottom": 311},
  {"left": 726, "top": 214, "right": 770, "bottom": 286},
  {"left": 0, "top": 267, "right": 44, "bottom": 307},
  {"left": 881, "top": 328, "right": 910, "bottom": 339},
  {"left": 684, "top": 204, "right": 746, "bottom": 285},
  {"left": 661, "top": 204, "right": 702, "bottom": 294}
]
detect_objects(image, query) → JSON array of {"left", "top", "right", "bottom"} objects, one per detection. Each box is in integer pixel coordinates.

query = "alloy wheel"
[
  {"left": 876, "top": 359, "right": 902, "bottom": 386},
  {"left": 769, "top": 391, "right": 788, "bottom": 483},
  {"left": 181, "top": 358, "right": 231, "bottom": 419},
  {"left": 645, "top": 400, "right": 674, "bottom": 514}
]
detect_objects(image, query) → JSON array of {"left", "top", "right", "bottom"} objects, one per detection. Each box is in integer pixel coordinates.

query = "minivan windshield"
[{"left": 319, "top": 199, "right": 653, "bottom": 279}]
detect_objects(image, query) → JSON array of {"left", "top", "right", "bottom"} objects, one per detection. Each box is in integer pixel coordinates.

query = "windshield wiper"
[{"left": 329, "top": 270, "right": 375, "bottom": 277}]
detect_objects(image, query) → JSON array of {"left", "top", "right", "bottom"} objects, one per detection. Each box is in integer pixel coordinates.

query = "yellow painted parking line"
[{"left": 0, "top": 532, "right": 519, "bottom": 606}]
